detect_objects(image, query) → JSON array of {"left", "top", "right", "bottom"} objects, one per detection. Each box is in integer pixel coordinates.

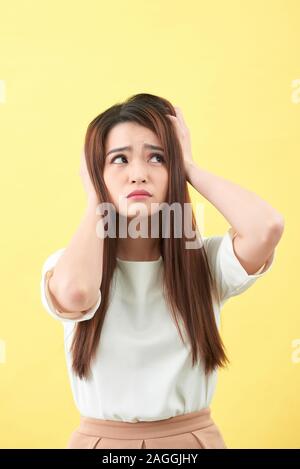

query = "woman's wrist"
[
  {"left": 87, "top": 192, "right": 100, "bottom": 208},
  {"left": 86, "top": 194, "right": 100, "bottom": 217},
  {"left": 185, "top": 160, "right": 196, "bottom": 184}
]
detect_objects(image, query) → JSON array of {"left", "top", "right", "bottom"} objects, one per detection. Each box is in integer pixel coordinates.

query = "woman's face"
[{"left": 103, "top": 122, "right": 168, "bottom": 220}]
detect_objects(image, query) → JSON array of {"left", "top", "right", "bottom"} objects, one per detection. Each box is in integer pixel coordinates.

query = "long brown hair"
[{"left": 70, "top": 93, "right": 229, "bottom": 380}]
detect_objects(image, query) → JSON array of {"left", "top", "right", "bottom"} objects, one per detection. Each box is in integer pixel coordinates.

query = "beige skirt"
[{"left": 67, "top": 407, "right": 227, "bottom": 449}]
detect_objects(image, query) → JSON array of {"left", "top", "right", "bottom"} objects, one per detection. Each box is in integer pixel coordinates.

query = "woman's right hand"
[{"left": 79, "top": 147, "right": 99, "bottom": 205}]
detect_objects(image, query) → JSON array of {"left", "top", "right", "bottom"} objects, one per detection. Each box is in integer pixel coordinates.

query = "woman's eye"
[
  {"left": 111, "top": 154, "right": 127, "bottom": 164},
  {"left": 111, "top": 153, "right": 165, "bottom": 164},
  {"left": 150, "top": 153, "right": 165, "bottom": 163}
]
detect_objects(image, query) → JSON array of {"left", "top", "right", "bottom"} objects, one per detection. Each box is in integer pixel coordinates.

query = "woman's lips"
[{"left": 127, "top": 194, "right": 151, "bottom": 199}]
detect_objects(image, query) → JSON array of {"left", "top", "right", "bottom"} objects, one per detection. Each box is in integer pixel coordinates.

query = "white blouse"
[{"left": 40, "top": 227, "right": 275, "bottom": 422}]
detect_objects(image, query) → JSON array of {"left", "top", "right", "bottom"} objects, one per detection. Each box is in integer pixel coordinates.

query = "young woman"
[{"left": 40, "top": 93, "right": 284, "bottom": 449}]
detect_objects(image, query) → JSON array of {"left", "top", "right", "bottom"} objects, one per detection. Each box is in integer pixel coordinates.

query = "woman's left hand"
[{"left": 166, "top": 106, "right": 194, "bottom": 175}]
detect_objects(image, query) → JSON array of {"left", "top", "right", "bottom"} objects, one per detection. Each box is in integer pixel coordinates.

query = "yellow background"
[{"left": 0, "top": 0, "right": 299, "bottom": 448}]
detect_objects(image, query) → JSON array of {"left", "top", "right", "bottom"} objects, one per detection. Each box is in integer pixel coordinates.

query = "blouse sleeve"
[
  {"left": 40, "top": 247, "right": 101, "bottom": 323},
  {"left": 202, "top": 227, "right": 275, "bottom": 305}
]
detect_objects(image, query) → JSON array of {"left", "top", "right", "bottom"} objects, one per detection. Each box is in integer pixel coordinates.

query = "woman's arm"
[
  {"left": 48, "top": 150, "right": 104, "bottom": 313},
  {"left": 167, "top": 106, "right": 285, "bottom": 275},
  {"left": 185, "top": 162, "right": 284, "bottom": 274}
]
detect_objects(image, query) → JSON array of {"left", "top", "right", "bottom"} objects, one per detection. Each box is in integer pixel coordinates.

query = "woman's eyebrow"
[{"left": 106, "top": 143, "right": 164, "bottom": 157}]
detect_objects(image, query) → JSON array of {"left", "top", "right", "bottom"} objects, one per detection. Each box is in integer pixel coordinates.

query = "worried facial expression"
[{"left": 103, "top": 122, "right": 169, "bottom": 219}]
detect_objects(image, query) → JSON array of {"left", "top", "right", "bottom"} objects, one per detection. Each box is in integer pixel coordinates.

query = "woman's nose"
[
  {"left": 129, "top": 162, "right": 148, "bottom": 183},
  {"left": 131, "top": 176, "right": 146, "bottom": 183}
]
